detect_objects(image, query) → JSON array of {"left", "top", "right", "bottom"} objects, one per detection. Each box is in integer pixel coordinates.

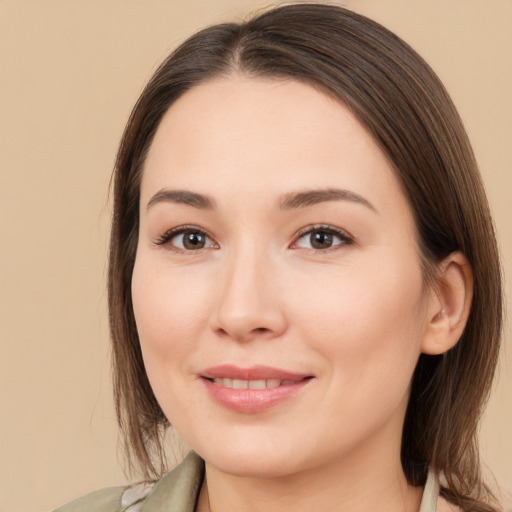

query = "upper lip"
[{"left": 201, "top": 364, "right": 311, "bottom": 381}]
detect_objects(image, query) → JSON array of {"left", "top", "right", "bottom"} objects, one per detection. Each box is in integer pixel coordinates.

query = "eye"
[
  {"left": 292, "top": 225, "right": 353, "bottom": 251},
  {"left": 155, "top": 226, "right": 217, "bottom": 251}
]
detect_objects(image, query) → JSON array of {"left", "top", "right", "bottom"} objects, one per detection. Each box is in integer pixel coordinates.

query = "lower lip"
[{"left": 202, "top": 378, "right": 312, "bottom": 413}]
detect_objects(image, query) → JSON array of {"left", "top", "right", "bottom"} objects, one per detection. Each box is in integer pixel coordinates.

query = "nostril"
[
  {"left": 214, "top": 325, "right": 276, "bottom": 343},
  {"left": 253, "top": 327, "right": 270, "bottom": 334}
]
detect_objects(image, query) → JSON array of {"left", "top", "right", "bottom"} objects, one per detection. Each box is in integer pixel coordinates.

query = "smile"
[
  {"left": 200, "top": 365, "right": 313, "bottom": 413},
  {"left": 211, "top": 378, "right": 298, "bottom": 389}
]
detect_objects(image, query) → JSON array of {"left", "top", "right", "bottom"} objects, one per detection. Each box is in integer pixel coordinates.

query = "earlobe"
[{"left": 421, "top": 252, "right": 474, "bottom": 355}]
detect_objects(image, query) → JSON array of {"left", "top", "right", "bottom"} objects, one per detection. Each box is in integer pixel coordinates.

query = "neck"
[{"left": 197, "top": 433, "right": 422, "bottom": 512}]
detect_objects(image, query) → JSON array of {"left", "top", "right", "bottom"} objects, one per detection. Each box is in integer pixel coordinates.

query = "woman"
[{"left": 56, "top": 3, "right": 505, "bottom": 512}]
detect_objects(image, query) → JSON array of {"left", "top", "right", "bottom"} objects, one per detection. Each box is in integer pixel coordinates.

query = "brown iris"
[
  {"left": 310, "top": 230, "right": 334, "bottom": 250},
  {"left": 182, "top": 231, "right": 207, "bottom": 250}
]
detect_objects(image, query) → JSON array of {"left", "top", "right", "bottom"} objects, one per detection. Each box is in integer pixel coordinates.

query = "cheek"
[
  {"left": 131, "top": 259, "right": 211, "bottom": 377},
  {"left": 291, "top": 257, "right": 427, "bottom": 378},
  {"left": 131, "top": 259, "right": 218, "bottom": 428},
  {"left": 287, "top": 260, "right": 427, "bottom": 444}
]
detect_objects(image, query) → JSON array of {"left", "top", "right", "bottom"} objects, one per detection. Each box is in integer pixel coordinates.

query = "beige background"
[{"left": 0, "top": 1, "right": 510, "bottom": 511}]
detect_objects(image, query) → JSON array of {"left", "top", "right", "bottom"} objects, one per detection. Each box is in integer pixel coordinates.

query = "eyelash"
[
  {"left": 291, "top": 224, "right": 354, "bottom": 252},
  {"left": 153, "top": 224, "right": 354, "bottom": 253},
  {"left": 154, "top": 225, "right": 217, "bottom": 254}
]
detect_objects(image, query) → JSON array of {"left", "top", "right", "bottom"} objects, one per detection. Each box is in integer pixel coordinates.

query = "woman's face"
[{"left": 132, "top": 76, "right": 433, "bottom": 478}]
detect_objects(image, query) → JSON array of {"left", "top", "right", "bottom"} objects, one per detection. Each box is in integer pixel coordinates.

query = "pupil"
[
  {"left": 311, "top": 231, "right": 332, "bottom": 249},
  {"left": 184, "top": 232, "right": 205, "bottom": 250}
]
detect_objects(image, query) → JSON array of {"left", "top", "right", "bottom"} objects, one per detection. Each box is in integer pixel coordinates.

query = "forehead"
[{"left": 142, "top": 75, "right": 409, "bottom": 219}]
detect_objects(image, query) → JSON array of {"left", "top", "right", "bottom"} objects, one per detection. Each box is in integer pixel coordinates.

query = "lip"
[
  {"left": 200, "top": 365, "right": 313, "bottom": 413},
  {"left": 201, "top": 364, "right": 309, "bottom": 381}
]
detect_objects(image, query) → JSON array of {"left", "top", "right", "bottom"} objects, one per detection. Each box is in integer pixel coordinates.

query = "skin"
[{"left": 132, "top": 76, "right": 471, "bottom": 512}]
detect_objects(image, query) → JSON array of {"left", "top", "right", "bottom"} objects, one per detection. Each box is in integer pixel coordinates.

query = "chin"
[{"left": 193, "top": 436, "right": 316, "bottom": 478}]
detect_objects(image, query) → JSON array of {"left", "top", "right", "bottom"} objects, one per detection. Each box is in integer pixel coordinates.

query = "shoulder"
[
  {"left": 53, "top": 452, "right": 204, "bottom": 512},
  {"left": 53, "top": 485, "right": 126, "bottom": 512}
]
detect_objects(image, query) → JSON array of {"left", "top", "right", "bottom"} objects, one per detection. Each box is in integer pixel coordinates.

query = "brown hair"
[{"left": 108, "top": 4, "right": 503, "bottom": 510}]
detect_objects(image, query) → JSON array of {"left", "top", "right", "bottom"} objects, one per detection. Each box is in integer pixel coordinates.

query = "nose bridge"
[{"left": 212, "top": 239, "right": 286, "bottom": 342}]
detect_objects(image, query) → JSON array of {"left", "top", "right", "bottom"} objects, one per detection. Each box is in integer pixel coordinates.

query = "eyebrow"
[
  {"left": 147, "top": 189, "right": 216, "bottom": 210},
  {"left": 279, "top": 188, "right": 377, "bottom": 212},
  {"left": 146, "top": 187, "right": 376, "bottom": 213}
]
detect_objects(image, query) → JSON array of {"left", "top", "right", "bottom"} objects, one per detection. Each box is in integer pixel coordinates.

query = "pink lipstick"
[{"left": 200, "top": 365, "right": 313, "bottom": 413}]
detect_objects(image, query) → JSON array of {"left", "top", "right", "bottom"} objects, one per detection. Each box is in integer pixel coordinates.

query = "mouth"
[
  {"left": 200, "top": 365, "right": 314, "bottom": 413},
  {"left": 208, "top": 377, "right": 302, "bottom": 389}
]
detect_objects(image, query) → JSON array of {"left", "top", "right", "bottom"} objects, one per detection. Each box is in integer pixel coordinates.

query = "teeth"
[
  {"left": 266, "top": 379, "right": 280, "bottom": 388},
  {"left": 212, "top": 378, "right": 287, "bottom": 389},
  {"left": 248, "top": 380, "right": 266, "bottom": 389},
  {"left": 232, "top": 379, "right": 248, "bottom": 390}
]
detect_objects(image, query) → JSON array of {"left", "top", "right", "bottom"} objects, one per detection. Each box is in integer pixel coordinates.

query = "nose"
[{"left": 210, "top": 248, "right": 288, "bottom": 343}]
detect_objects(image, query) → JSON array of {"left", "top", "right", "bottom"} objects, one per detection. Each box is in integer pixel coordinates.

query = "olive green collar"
[{"left": 141, "top": 451, "right": 204, "bottom": 512}]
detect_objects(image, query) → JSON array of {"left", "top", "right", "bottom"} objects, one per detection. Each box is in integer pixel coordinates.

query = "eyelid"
[
  {"left": 153, "top": 224, "right": 218, "bottom": 251},
  {"left": 290, "top": 224, "right": 354, "bottom": 251},
  {"left": 153, "top": 223, "right": 353, "bottom": 253}
]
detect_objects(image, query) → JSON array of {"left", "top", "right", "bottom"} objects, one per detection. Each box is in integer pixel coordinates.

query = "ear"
[{"left": 421, "top": 252, "right": 474, "bottom": 355}]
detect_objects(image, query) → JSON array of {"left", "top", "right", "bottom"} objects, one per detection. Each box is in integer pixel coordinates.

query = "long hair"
[{"left": 108, "top": 4, "right": 503, "bottom": 510}]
